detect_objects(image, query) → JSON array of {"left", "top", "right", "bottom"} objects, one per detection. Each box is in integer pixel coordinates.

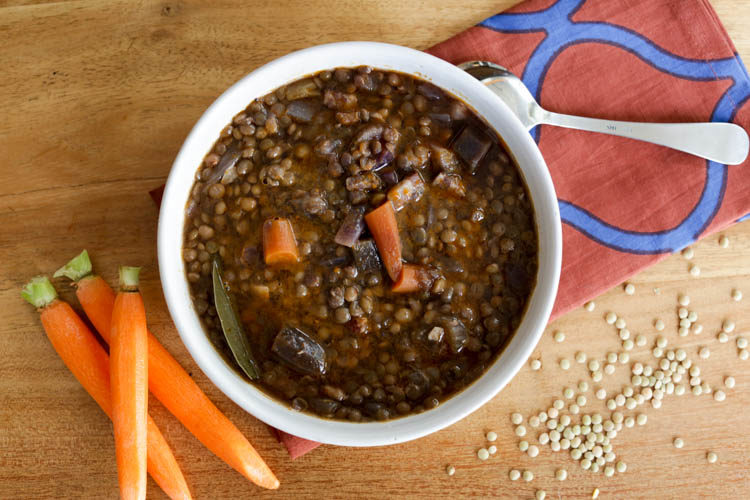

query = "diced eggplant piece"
[
  {"left": 345, "top": 172, "right": 382, "bottom": 192},
  {"left": 430, "top": 144, "right": 460, "bottom": 173},
  {"left": 271, "top": 326, "right": 327, "bottom": 376},
  {"left": 417, "top": 82, "right": 444, "bottom": 101},
  {"left": 322, "top": 89, "right": 358, "bottom": 111},
  {"left": 334, "top": 212, "right": 365, "bottom": 247},
  {"left": 352, "top": 123, "right": 384, "bottom": 144},
  {"left": 349, "top": 190, "right": 368, "bottom": 204},
  {"left": 428, "top": 112, "right": 452, "bottom": 125},
  {"left": 284, "top": 78, "right": 320, "bottom": 100},
  {"left": 373, "top": 149, "right": 394, "bottom": 171},
  {"left": 285, "top": 99, "right": 319, "bottom": 123},
  {"left": 352, "top": 239, "right": 381, "bottom": 273},
  {"left": 380, "top": 168, "right": 399, "bottom": 186},
  {"left": 452, "top": 126, "right": 492, "bottom": 171},
  {"left": 206, "top": 145, "right": 241, "bottom": 184},
  {"left": 441, "top": 317, "right": 468, "bottom": 354},
  {"left": 387, "top": 173, "right": 425, "bottom": 211},
  {"left": 432, "top": 172, "right": 466, "bottom": 198}
]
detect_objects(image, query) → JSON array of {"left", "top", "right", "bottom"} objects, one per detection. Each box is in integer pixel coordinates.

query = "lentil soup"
[{"left": 182, "top": 66, "right": 538, "bottom": 422}]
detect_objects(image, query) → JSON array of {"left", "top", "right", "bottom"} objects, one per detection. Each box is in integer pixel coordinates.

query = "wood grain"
[{"left": 1, "top": 1, "right": 749, "bottom": 498}]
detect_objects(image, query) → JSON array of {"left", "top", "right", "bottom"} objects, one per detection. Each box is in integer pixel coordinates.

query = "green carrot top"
[
  {"left": 21, "top": 276, "right": 58, "bottom": 309},
  {"left": 54, "top": 250, "right": 93, "bottom": 282},
  {"left": 119, "top": 266, "right": 141, "bottom": 291}
]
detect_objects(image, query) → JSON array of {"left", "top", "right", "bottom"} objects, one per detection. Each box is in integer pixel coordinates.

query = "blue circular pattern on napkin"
[{"left": 479, "top": 0, "right": 750, "bottom": 254}]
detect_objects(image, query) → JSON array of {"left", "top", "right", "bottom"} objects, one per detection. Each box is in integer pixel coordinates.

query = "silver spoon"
[{"left": 459, "top": 61, "right": 749, "bottom": 165}]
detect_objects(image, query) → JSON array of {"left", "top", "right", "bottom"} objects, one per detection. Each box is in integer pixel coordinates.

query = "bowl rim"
[{"left": 158, "top": 41, "right": 562, "bottom": 447}]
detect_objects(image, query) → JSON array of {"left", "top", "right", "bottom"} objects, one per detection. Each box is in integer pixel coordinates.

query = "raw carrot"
[
  {"left": 391, "top": 264, "right": 433, "bottom": 293},
  {"left": 110, "top": 267, "right": 148, "bottom": 500},
  {"left": 262, "top": 217, "right": 299, "bottom": 265},
  {"left": 21, "top": 277, "right": 191, "bottom": 500},
  {"left": 364, "top": 201, "right": 402, "bottom": 281},
  {"left": 56, "top": 251, "right": 280, "bottom": 490}
]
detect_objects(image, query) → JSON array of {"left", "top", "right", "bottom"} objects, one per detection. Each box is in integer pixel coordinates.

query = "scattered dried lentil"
[{"left": 722, "top": 319, "right": 736, "bottom": 333}]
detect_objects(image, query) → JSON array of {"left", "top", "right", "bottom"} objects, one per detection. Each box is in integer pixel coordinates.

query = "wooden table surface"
[{"left": 2, "top": 1, "right": 750, "bottom": 498}]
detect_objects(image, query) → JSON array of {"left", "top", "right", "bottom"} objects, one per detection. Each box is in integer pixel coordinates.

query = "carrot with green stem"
[
  {"left": 110, "top": 266, "right": 148, "bottom": 500},
  {"left": 21, "top": 277, "right": 191, "bottom": 500},
  {"left": 55, "top": 251, "right": 280, "bottom": 490}
]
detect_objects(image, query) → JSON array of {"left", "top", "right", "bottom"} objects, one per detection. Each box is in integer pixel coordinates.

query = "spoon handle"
[{"left": 541, "top": 111, "right": 749, "bottom": 165}]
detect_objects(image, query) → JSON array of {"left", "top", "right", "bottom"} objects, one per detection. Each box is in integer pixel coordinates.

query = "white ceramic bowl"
[{"left": 159, "top": 41, "right": 562, "bottom": 447}]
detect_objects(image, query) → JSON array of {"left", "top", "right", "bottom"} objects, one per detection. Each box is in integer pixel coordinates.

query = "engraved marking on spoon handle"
[{"left": 541, "top": 111, "right": 749, "bottom": 165}]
